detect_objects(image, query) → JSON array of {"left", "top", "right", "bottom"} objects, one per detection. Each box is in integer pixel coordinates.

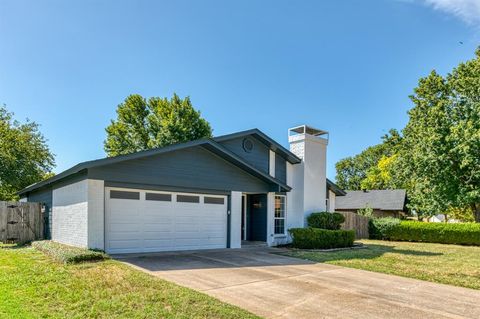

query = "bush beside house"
[
  {"left": 307, "top": 212, "right": 345, "bottom": 230},
  {"left": 289, "top": 212, "right": 355, "bottom": 249},
  {"left": 289, "top": 228, "right": 355, "bottom": 249}
]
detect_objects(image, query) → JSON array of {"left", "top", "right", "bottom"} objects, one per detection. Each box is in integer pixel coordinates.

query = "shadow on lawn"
[
  {"left": 0, "top": 242, "right": 29, "bottom": 250},
  {"left": 283, "top": 243, "right": 443, "bottom": 263}
]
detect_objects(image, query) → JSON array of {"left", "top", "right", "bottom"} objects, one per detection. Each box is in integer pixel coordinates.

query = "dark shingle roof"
[
  {"left": 335, "top": 189, "right": 406, "bottom": 211},
  {"left": 327, "top": 179, "right": 346, "bottom": 196},
  {"left": 18, "top": 129, "right": 296, "bottom": 195}
]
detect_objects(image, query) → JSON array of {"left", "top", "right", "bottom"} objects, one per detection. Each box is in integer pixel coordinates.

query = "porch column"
[
  {"left": 230, "top": 191, "right": 242, "bottom": 249},
  {"left": 266, "top": 192, "right": 275, "bottom": 246}
]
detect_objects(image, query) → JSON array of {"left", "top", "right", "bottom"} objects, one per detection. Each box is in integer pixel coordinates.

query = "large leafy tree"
[
  {"left": 0, "top": 105, "right": 55, "bottom": 200},
  {"left": 401, "top": 49, "right": 480, "bottom": 221},
  {"left": 335, "top": 129, "right": 402, "bottom": 190},
  {"left": 104, "top": 94, "right": 212, "bottom": 156}
]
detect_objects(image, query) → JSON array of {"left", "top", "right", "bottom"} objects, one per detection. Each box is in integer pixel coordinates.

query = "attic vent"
[{"left": 242, "top": 138, "right": 254, "bottom": 153}]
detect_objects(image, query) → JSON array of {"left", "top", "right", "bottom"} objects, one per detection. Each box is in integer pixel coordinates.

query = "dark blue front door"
[{"left": 247, "top": 194, "right": 267, "bottom": 241}]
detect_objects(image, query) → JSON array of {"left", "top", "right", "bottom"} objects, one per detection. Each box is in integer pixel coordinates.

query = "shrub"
[
  {"left": 32, "top": 240, "right": 108, "bottom": 264},
  {"left": 369, "top": 217, "right": 401, "bottom": 240},
  {"left": 307, "top": 212, "right": 345, "bottom": 230},
  {"left": 289, "top": 228, "right": 355, "bottom": 249},
  {"left": 357, "top": 206, "right": 373, "bottom": 218},
  {"left": 386, "top": 221, "right": 480, "bottom": 246}
]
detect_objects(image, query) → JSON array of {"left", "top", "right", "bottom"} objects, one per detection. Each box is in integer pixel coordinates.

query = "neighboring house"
[
  {"left": 335, "top": 189, "right": 407, "bottom": 218},
  {"left": 427, "top": 214, "right": 460, "bottom": 223},
  {"left": 19, "top": 125, "right": 330, "bottom": 254}
]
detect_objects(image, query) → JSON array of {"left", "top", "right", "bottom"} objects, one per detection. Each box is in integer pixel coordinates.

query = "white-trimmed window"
[{"left": 274, "top": 195, "right": 286, "bottom": 235}]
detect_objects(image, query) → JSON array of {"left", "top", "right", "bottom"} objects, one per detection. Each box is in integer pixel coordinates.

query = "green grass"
[
  {"left": 285, "top": 239, "right": 480, "bottom": 290},
  {"left": 0, "top": 244, "right": 259, "bottom": 319}
]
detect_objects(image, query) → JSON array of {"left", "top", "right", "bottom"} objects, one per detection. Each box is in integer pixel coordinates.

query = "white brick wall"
[
  {"left": 52, "top": 179, "right": 89, "bottom": 247},
  {"left": 88, "top": 179, "right": 105, "bottom": 250},
  {"left": 52, "top": 179, "right": 105, "bottom": 249}
]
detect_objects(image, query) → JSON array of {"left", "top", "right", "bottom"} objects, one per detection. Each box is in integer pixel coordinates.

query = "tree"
[
  {"left": 401, "top": 48, "right": 480, "bottom": 222},
  {"left": 104, "top": 94, "right": 213, "bottom": 156},
  {"left": 357, "top": 205, "right": 373, "bottom": 218},
  {"left": 335, "top": 129, "right": 402, "bottom": 190},
  {"left": 360, "top": 154, "right": 400, "bottom": 190},
  {"left": 0, "top": 105, "right": 55, "bottom": 200}
]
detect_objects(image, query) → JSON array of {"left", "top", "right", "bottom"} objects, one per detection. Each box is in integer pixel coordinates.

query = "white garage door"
[{"left": 105, "top": 187, "right": 228, "bottom": 254}]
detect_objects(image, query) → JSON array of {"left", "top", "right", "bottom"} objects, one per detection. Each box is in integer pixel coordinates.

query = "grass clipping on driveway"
[
  {"left": 32, "top": 240, "right": 107, "bottom": 264},
  {"left": 0, "top": 244, "right": 259, "bottom": 319},
  {"left": 285, "top": 239, "right": 480, "bottom": 290}
]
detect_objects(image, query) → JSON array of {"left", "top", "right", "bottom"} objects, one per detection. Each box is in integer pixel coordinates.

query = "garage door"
[{"left": 105, "top": 187, "right": 228, "bottom": 254}]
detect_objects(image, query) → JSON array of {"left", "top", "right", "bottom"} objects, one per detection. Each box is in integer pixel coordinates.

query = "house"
[
  {"left": 427, "top": 214, "right": 460, "bottom": 223},
  {"left": 19, "top": 125, "right": 332, "bottom": 254},
  {"left": 335, "top": 189, "right": 407, "bottom": 218}
]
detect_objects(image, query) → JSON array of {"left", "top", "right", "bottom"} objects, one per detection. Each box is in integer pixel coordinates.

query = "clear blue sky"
[{"left": 1, "top": 0, "right": 479, "bottom": 180}]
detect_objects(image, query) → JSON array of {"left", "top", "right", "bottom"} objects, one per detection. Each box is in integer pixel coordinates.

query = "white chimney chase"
[{"left": 288, "top": 125, "right": 328, "bottom": 224}]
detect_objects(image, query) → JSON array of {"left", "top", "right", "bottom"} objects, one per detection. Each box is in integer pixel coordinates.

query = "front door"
[{"left": 247, "top": 194, "right": 267, "bottom": 241}]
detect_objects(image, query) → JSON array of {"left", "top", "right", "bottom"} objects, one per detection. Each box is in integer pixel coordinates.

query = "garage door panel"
[
  {"left": 105, "top": 188, "right": 227, "bottom": 253},
  {"left": 143, "top": 223, "right": 174, "bottom": 232},
  {"left": 108, "top": 239, "right": 143, "bottom": 250},
  {"left": 143, "top": 231, "right": 174, "bottom": 240},
  {"left": 108, "top": 231, "right": 143, "bottom": 241},
  {"left": 109, "top": 222, "right": 142, "bottom": 232},
  {"left": 143, "top": 239, "right": 175, "bottom": 248}
]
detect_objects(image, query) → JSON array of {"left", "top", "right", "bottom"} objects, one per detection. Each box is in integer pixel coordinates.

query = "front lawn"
[
  {"left": 285, "top": 239, "right": 480, "bottom": 290},
  {"left": 0, "top": 245, "right": 259, "bottom": 319}
]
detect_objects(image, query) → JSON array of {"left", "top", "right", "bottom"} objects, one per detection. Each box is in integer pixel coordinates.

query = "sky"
[{"left": 1, "top": 0, "right": 479, "bottom": 180}]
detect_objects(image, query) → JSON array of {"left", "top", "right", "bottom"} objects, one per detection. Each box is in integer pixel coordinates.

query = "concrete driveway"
[{"left": 117, "top": 247, "right": 480, "bottom": 319}]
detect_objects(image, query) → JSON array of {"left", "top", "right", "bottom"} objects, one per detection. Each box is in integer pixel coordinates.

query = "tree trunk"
[{"left": 472, "top": 203, "right": 480, "bottom": 223}]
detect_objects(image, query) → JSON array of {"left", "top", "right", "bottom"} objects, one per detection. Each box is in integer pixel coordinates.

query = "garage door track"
[{"left": 117, "top": 247, "right": 480, "bottom": 319}]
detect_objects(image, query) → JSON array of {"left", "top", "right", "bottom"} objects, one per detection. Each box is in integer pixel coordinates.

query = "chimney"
[{"left": 288, "top": 125, "right": 328, "bottom": 223}]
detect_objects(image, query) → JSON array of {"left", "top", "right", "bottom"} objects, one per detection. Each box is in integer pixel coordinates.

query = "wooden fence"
[
  {"left": 339, "top": 211, "right": 369, "bottom": 239},
  {"left": 0, "top": 201, "right": 44, "bottom": 244}
]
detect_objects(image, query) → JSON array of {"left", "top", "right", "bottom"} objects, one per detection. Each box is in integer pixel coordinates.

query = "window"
[
  {"left": 274, "top": 195, "right": 286, "bottom": 234},
  {"left": 110, "top": 190, "right": 140, "bottom": 200},
  {"left": 177, "top": 195, "right": 200, "bottom": 203},
  {"left": 204, "top": 196, "right": 224, "bottom": 205},
  {"left": 146, "top": 193, "right": 171, "bottom": 201}
]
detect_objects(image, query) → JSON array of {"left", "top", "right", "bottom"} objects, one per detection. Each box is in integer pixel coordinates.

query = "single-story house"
[
  {"left": 19, "top": 125, "right": 336, "bottom": 254},
  {"left": 335, "top": 189, "right": 407, "bottom": 218}
]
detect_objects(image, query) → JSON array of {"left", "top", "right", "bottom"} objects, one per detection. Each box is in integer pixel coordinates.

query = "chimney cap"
[{"left": 289, "top": 125, "right": 328, "bottom": 137}]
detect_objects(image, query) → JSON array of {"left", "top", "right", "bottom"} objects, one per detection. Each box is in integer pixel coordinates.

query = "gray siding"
[
  {"left": 89, "top": 146, "right": 270, "bottom": 193},
  {"left": 275, "top": 154, "right": 287, "bottom": 184},
  {"left": 27, "top": 187, "right": 53, "bottom": 239},
  {"left": 218, "top": 136, "right": 269, "bottom": 174},
  {"left": 25, "top": 172, "right": 87, "bottom": 239}
]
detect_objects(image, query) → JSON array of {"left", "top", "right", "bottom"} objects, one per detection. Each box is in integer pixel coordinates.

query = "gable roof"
[
  {"left": 335, "top": 189, "right": 407, "bottom": 211},
  {"left": 214, "top": 129, "right": 301, "bottom": 164},
  {"left": 19, "top": 130, "right": 295, "bottom": 196},
  {"left": 327, "top": 179, "right": 346, "bottom": 196}
]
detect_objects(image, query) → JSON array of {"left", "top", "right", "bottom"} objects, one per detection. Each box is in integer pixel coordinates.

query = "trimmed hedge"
[
  {"left": 307, "top": 212, "right": 345, "bottom": 230},
  {"left": 369, "top": 217, "right": 401, "bottom": 240},
  {"left": 386, "top": 221, "right": 480, "bottom": 246},
  {"left": 289, "top": 228, "right": 355, "bottom": 249},
  {"left": 32, "top": 240, "right": 108, "bottom": 264}
]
